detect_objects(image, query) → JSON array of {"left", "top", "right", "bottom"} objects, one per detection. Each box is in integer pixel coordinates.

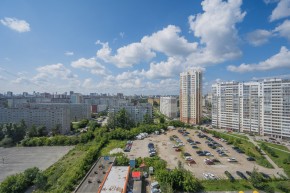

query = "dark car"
[
  {"left": 196, "top": 150, "right": 203, "bottom": 154},
  {"left": 260, "top": 172, "right": 271, "bottom": 179},
  {"left": 236, "top": 149, "right": 245, "bottom": 153},
  {"left": 192, "top": 145, "right": 198, "bottom": 149},
  {"left": 195, "top": 141, "right": 201, "bottom": 144},
  {"left": 148, "top": 143, "right": 154, "bottom": 148},
  {"left": 246, "top": 171, "right": 252, "bottom": 177},
  {"left": 247, "top": 157, "right": 255, "bottom": 161},
  {"left": 184, "top": 152, "right": 191, "bottom": 157},
  {"left": 236, "top": 171, "right": 247, "bottom": 180}
]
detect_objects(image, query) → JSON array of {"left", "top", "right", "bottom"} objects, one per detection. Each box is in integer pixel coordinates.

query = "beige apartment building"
[{"left": 179, "top": 70, "right": 202, "bottom": 125}]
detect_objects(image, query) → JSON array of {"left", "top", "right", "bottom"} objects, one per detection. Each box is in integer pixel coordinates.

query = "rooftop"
[{"left": 100, "top": 166, "right": 130, "bottom": 193}]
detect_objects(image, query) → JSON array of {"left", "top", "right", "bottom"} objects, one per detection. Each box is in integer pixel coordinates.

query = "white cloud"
[
  {"left": 145, "top": 57, "right": 184, "bottom": 79},
  {"left": 141, "top": 25, "right": 198, "bottom": 57},
  {"left": 65, "top": 51, "right": 74, "bottom": 56},
  {"left": 96, "top": 40, "right": 155, "bottom": 68},
  {"left": 227, "top": 46, "right": 290, "bottom": 72},
  {"left": 35, "top": 63, "right": 77, "bottom": 80},
  {"left": 0, "top": 17, "right": 30, "bottom": 32},
  {"left": 71, "top": 58, "right": 107, "bottom": 75},
  {"left": 188, "top": 0, "right": 246, "bottom": 65},
  {"left": 269, "top": 0, "right": 290, "bottom": 22},
  {"left": 71, "top": 58, "right": 99, "bottom": 68},
  {"left": 274, "top": 19, "right": 290, "bottom": 40},
  {"left": 246, "top": 29, "right": 273, "bottom": 46}
]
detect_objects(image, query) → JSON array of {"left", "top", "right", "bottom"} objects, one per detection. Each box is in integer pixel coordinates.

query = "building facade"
[
  {"left": 160, "top": 96, "right": 178, "bottom": 119},
  {"left": 108, "top": 103, "right": 153, "bottom": 124},
  {"left": 180, "top": 70, "right": 202, "bottom": 125},
  {"left": 212, "top": 79, "right": 290, "bottom": 139},
  {"left": 0, "top": 107, "right": 70, "bottom": 133}
]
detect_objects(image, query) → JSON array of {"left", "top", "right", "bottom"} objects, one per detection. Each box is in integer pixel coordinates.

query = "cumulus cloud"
[
  {"left": 96, "top": 40, "right": 155, "bottom": 68},
  {"left": 227, "top": 46, "right": 290, "bottom": 72},
  {"left": 0, "top": 17, "right": 30, "bottom": 32},
  {"left": 188, "top": 0, "right": 246, "bottom": 64},
  {"left": 145, "top": 57, "right": 184, "bottom": 79},
  {"left": 269, "top": 0, "right": 290, "bottom": 22},
  {"left": 141, "top": 25, "right": 198, "bottom": 57},
  {"left": 71, "top": 58, "right": 107, "bottom": 75},
  {"left": 35, "top": 63, "right": 77, "bottom": 81},
  {"left": 246, "top": 29, "right": 273, "bottom": 46},
  {"left": 274, "top": 19, "right": 290, "bottom": 40}
]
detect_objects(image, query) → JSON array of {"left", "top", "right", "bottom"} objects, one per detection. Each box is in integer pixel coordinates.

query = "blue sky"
[{"left": 0, "top": 0, "right": 290, "bottom": 95}]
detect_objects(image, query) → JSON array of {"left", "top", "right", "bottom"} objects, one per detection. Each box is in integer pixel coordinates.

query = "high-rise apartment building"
[
  {"left": 212, "top": 79, "right": 290, "bottom": 139},
  {"left": 160, "top": 96, "right": 178, "bottom": 119},
  {"left": 180, "top": 70, "right": 202, "bottom": 124}
]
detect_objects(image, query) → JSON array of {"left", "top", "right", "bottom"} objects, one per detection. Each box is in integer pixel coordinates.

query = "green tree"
[
  {"left": 51, "top": 124, "right": 61, "bottom": 136},
  {"left": 34, "top": 171, "right": 47, "bottom": 190},
  {"left": 27, "top": 125, "right": 37, "bottom": 138},
  {"left": 143, "top": 113, "right": 153, "bottom": 124},
  {"left": 160, "top": 117, "right": 165, "bottom": 124}
]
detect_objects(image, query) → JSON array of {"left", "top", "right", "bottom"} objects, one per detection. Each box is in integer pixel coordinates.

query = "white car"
[
  {"left": 178, "top": 143, "right": 185, "bottom": 146},
  {"left": 185, "top": 156, "right": 193, "bottom": 161},
  {"left": 203, "top": 173, "right": 209, "bottom": 179},
  {"left": 227, "top": 157, "right": 237, "bottom": 162},
  {"left": 172, "top": 144, "right": 179, "bottom": 148},
  {"left": 206, "top": 153, "right": 213, "bottom": 156}
]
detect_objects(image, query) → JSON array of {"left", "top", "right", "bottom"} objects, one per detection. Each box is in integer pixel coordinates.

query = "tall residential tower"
[
  {"left": 212, "top": 79, "right": 290, "bottom": 140},
  {"left": 180, "top": 70, "right": 202, "bottom": 125}
]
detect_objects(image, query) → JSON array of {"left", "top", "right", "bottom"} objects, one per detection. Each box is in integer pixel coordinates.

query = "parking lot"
[
  {"left": 125, "top": 129, "right": 282, "bottom": 180},
  {"left": 0, "top": 146, "right": 73, "bottom": 182}
]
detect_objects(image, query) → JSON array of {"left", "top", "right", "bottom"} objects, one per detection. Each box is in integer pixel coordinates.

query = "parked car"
[
  {"left": 227, "top": 158, "right": 237, "bottom": 162},
  {"left": 175, "top": 148, "right": 181, "bottom": 152},
  {"left": 184, "top": 152, "right": 191, "bottom": 157},
  {"left": 192, "top": 145, "right": 198, "bottom": 149},
  {"left": 236, "top": 171, "right": 247, "bottom": 180},
  {"left": 247, "top": 157, "right": 255, "bottom": 161}
]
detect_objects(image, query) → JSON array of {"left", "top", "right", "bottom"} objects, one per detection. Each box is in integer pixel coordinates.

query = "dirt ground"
[{"left": 125, "top": 129, "right": 283, "bottom": 180}]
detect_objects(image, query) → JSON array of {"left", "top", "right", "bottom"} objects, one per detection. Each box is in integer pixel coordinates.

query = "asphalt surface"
[
  {"left": 0, "top": 146, "right": 73, "bottom": 182},
  {"left": 75, "top": 156, "right": 115, "bottom": 193}
]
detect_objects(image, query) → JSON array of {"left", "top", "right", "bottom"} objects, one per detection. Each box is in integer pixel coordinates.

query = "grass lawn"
[
  {"left": 258, "top": 141, "right": 290, "bottom": 152},
  {"left": 228, "top": 133, "right": 249, "bottom": 140},
  {"left": 202, "top": 179, "right": 290, "bottom": 192},
  {"left": 269, "top": 180, "right": 290, "bottom": 192},
  {"left": 100, "top": 140, "right": 127, "bottom": 156},
  {"left": 259, "top": 142, "right": 290, "bottom": 177},
  {"left": 43, "top": 143, "right": 90, "bottom": 192},
  {"left": 202, "top": 179, "right": 254, "bottom": 191}
]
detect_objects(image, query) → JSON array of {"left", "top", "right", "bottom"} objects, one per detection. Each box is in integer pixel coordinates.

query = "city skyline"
[{"left": 1, "top": 0, "right": 290, "bottom": 95}]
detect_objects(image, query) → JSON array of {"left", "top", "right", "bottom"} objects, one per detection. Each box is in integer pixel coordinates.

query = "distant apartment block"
[
  {"left": 0, "top": 103, "right": 90, "bottom": 134},
  {"left": 180, "top": 70, "right": 202, "bottom": 124},
  {"left": 108, "top": 103, "right": 152, "bottom": 124},
  {"left": 212, "top": 79, "right": 290, "bottom": 139},
  {"left": 0, "top": 107, "right": 71, "bottom": 133},
  {"left": 160, "top": 96, "right": 178, "bottom": 119}
]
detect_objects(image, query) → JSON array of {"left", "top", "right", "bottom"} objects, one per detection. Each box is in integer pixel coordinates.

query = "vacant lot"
[
  {"left": 125, "top": 129, "right": 283, "bottom": 180},
  {"left": 0, "top": 146, "right": 73, "bottom": 182}
]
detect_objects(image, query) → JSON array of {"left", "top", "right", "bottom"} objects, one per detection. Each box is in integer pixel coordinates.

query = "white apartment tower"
[
  {"left": 160, "top": 96, "right": 178, "bottom": 119},
  {"left": 212, "top": 79, "right": 290, "bottom": 139},
  {"left": 180, "top": 70, "right": 202, "bottom": 124}
]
